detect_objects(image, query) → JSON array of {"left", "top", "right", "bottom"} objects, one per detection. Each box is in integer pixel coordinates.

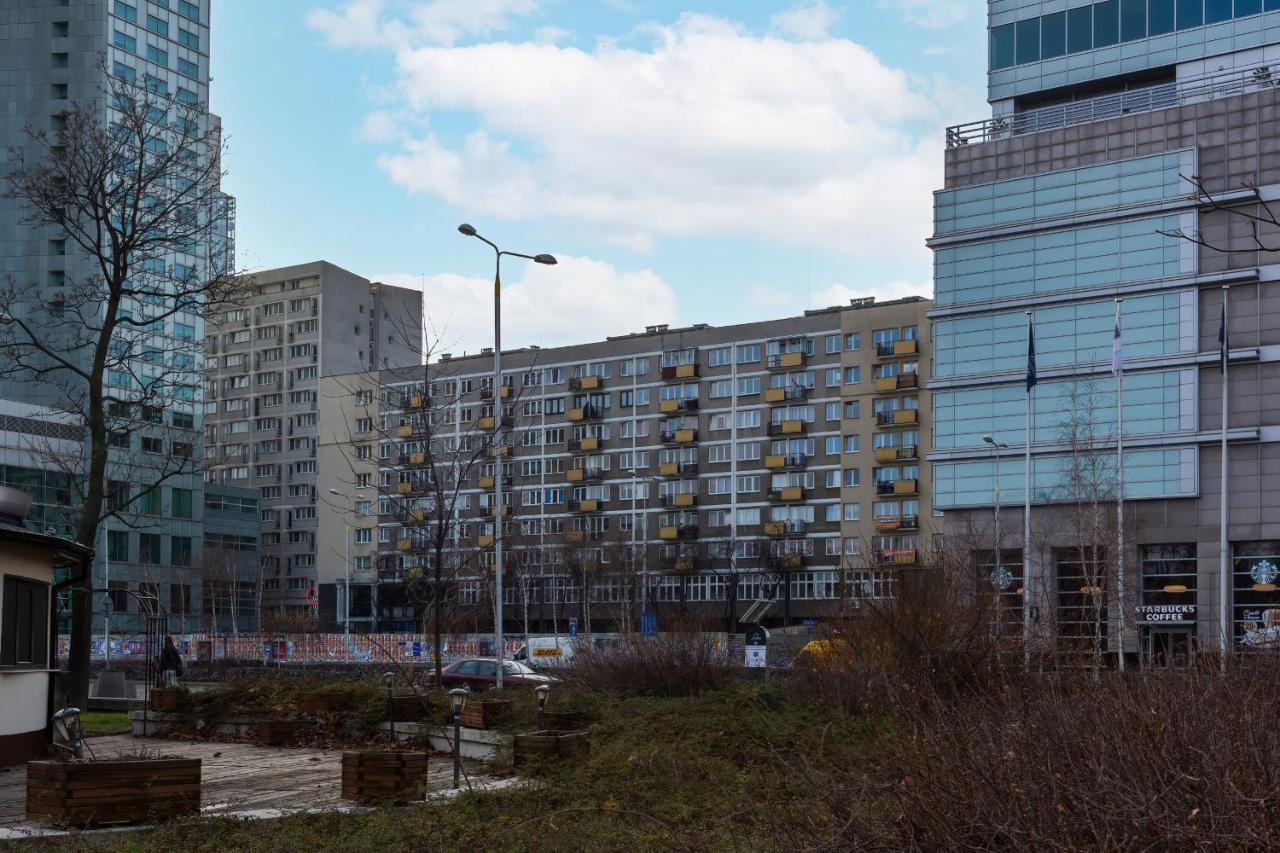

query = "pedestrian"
[{"left": 159, "top": 635, "right": 183, "bottom": 687}]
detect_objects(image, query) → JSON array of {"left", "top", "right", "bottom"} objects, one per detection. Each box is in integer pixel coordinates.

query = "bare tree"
[{"left": 0, "top": 64, "right": 242, "bottom": 705}]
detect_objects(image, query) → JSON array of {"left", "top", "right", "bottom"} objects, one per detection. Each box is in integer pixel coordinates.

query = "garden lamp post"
[
  {"left": 449, "top": 687, "right": 469, "bottom": 788},
  {"left": 458, "top": 223, "right": 557, "bottom": 689},
  {"left": 52, "top": 706, "right": 84, "bottom": 760},
  {"left": 535, "top": 683, "right": 551, "bottom": 731}
]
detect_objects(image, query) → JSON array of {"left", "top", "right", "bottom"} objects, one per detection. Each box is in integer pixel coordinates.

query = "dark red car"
[{"left": 437, "top": 657, "right": 558, "bottom": 690}]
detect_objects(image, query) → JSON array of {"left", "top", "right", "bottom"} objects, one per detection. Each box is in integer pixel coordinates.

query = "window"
[
  {"left": 709, "top": 379, "right": 733, "bottom": 398},
  {"left": 139, "top": 533, "right": 162, "bottom": 564},
  {"left": 355, "top": 528, "right": 372, "bottom": 544},
  {"left": 177, "top": 57, "right": 199, "bottom": 78},
  {"left": 107, "top": 530, "right": 130, "bottom": 562},
  {"left": 146, "top": 14, "right": 168, "bottom": 35},
  {"left": 178, "top": 0, "right": 199, "bottom": 21},
  {"left": 176, "top": 87, "right": 198, "bottom": 105},
  {"left": 843, "top": 503, "right": 860, "bottom": 522},
  {"left": 172, "top": 536, "right": 192, "bottom": 567},
  {"left": 738, "top": 377, "right": 761, "bottom": 396},
  {"left": 825, "top": 334, "right": 841, "bottom": 354},
  {"left": 114, "top": 30, "right": 136, "bottom": 51},
  {"left": 114, "top": 1, "right": 137, "bottom": 22},
  {"left": 1, "top": 576, "right": 49, "bottom": 668},
  {"left": 1093, "top": 0, "right": 1119, "bottom": 46},
  {"left": 172, "top": 488, "right": 192, "bottom": 519},
  {"left": 708, "top": 347, "right": 731, "bottom": 367},
  {"left": 113, "top": 61, "right": 136, "bottom": 83},
  {"left": 179, "top": 27, "right": 199, "bottom": 48},
  {"left": 825, "top": 367, "right": 841, "bottom": 388},
  {"left": 737, "top": 344, "right": 761, "bottom": 364},
  {"left": 844, "top": 366, "right": 861, "bottom": 385},
  {"left": 845, "top": 332, "right": 860, "bottom": 351}
]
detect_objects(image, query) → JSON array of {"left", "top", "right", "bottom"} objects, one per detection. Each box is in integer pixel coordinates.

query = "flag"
[
  {"left": 1111, "top": 302, "right": 1123, "bottom": 375},
  {"left": 1026, "top": 319, "right": 1037, "bottom": 391},
  {"left": 1219, "top": 299, "right": 1229, "bottom": 374}
]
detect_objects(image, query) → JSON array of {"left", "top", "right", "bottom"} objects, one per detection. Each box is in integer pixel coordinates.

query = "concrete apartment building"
[
  {"left": 203, "top": 261, "right": 422, "bottom": 619},
  {"left": 312, "top": 297, "right": 931, "bottom": 634},
  {"left": 929, "top": 0, "right": 1280, "bottom": 663},
  {"left": 0, "top": 0, "right": 227, "bottom": 631}
]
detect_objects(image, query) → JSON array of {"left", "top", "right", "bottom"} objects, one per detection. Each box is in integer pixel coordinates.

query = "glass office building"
[{"left": 930, "top": 0, "right": 1280, "bottom": 662}]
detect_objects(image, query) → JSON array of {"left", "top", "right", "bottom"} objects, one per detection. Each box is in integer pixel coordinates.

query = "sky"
[{"left": 209, "top": 0, "right": 987, "bottom": 357}]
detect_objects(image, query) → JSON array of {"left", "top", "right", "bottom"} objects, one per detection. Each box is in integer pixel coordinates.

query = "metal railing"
[{"left": 946, "top": 61, "right": 1280, "bottom": 148}]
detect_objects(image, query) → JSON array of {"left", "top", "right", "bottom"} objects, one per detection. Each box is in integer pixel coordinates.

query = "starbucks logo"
[
  {"left": 990, "top": 566, "right": 1014, "bottom": 591},
  {"left": 1252, "top": 559, "right": 1279, "bottom": 586}
]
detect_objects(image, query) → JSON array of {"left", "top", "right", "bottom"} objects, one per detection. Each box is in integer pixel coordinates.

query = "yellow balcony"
[
  {"left": 778, "top": 420, "right": 803, "bottom": 435},
  {"left": 396, "top": 425, "right": 413, "bottom": 438},
  {"left": 763, "top": 388, "right": 786, "bottom": 403},
  {"left": 895, "top": 409, "right": 919, "bottom": 425},
  {"left": 479, "top": 534, "right": 494, "bottom": 547},
  {"left": 409, "top": 394, "right": 423, "bottom": 408},
  {"left": 875, "top": 515, "right": 902, "bottom": 531},
  {"left": 567, "top": 408, "right": 585, "bottom": 422},
  {"left": 673, "top": 493, "right": 695, "bottom": 507},
  {"left": 894, "top": 548, "right": 919, "bottom": 565},
  {"left": 780, "top": 552, "right": 804, "bottom": 568},
  {"left": 408, "top": 452, "right": 425, "bottom": 465},
  {"left": 763, "top": 521, "right": 786, "bottom": 536},
  {"left": 659, "top": 526, "right": 679, "bottom": 540},
  {"left": 479, "top": 475, "right": 495, "bottom": 488},
  {"left": 396, "top": 539, "right": 411, "bottom": 551},
  {"left": 674, "top": 558, "right": 696, "bottom": 572},
  {"left": 659, "top": 462, "right": 680, "bottom": 476},
  {"left": 408, "top": 510, "right": 425, "bottom": 523},
  {"left": 894, "top": 339, "right": 918, "bottom": 356},
  {"left": 407, "top": 566, "right": 423, "bottom": 580},
  {"left": 479, "top": 416, "right": 496, "bottom": 430},
  {"left": 873, "top": 376, "right": 899, "bottom": 392},
  {"left": 874, "top": 447, "right": 899, "bottom": 463},
  {"left": 490, "top": 506, "right": 506, "bottom": 518},
  {"left": 764, "top": 454, "right": 786, "bottom": 469},
  {"left": 659, "top": 398, "right": 680, "bottom": 413},
  {"left": 780, "top": 486, "right": 804, "bottom": 501},
  {"left": 566, "top": 530, "right": 586, "bottom": 544},
  {"left": 571, "top": 375, "right": 601, "bottom": 391},
  {"left": 578, "top": 436, "right": 599, "bottom": 451},
  {"left": 893, "top": 478, "right": 919, "bottom": 495},
  {"left": 567, "top": 468, "right": 585, "bottom": 482},
  {"left": 674, "top": 428, "right": 696, "bottom": 443},
  {"left": 577, "top": 499, "right": 600, "bottom": 512},
  {"left": 675, "top": 363, "right": 697, "bottom": 379},
  {"left": 498, "top": 385, "right": 511, "bottom": 398},
  {"left": 780, "top": 352, "right": 805, "bottom": 368},
  {"left": 396, "top": 482, "right": 412, "bottom": 495}
]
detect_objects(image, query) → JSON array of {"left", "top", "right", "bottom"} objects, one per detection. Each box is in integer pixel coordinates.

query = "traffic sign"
[
  {"left": 641, "top": 611, "right": 657, "bottom": 637},
  {"left": 745, "top": 646, "right": 767, "bottom": 668}
]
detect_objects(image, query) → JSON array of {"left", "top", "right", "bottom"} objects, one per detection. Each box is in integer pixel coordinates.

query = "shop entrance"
[{"left": 1143, "top": 628, "right": 1193, "bottom": 667}]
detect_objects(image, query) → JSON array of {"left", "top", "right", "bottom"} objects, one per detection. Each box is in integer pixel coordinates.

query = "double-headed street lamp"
[
  {"left": 983, "top": 435, "right": 1011, "bottom": 594},
  {"left": 458, "top": 224, "right": 557, "bottom": 689},
  {"left": 329, "top": 488, "right": 368, "bottom": 656}
]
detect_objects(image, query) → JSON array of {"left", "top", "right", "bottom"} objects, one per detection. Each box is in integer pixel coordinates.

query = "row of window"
[
  {"left": 114, "top": 0, "right": 200, "bottom": 26},
  {"left": 105, "top": 529, "right": 194, "bottom": 565},
  {"left": 990, "top": 0, "right": 1280, "bottom": 71}
]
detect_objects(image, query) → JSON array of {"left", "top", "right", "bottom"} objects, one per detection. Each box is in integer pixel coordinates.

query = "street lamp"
[
  {"left": 52, "top": 706, "right": 84, "bottom": 760},
  {"left": 448, "top": 687, "right": 469, "bottom": 788},
  {"left": 383, "top": 671, "right": 396, "bottom": 743},
  {"left": 534, "top": 683, "right": 551, "bottom": 731},
  {"left": 329, "top": 488, "right": 368, "bottom": 659},
  {"left": 983, "top": 436, "right": 1011, "bottom": 595},
  {"left": 458, "top": 223, "right": 557, "bottom": 689}
]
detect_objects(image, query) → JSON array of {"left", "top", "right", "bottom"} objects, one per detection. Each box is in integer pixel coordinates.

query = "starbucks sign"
[{"left": 1251, "top": 559, "right": 1279, "bottom": 586}]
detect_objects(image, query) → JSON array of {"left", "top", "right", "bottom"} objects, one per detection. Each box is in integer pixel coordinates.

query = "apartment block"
[
  {"left": 930, "top": 0, "right": 1280, "bottom": 663},
  {"left": 203, "top": 261, "right": 423, "bottom": 618},
  {"left": 314, "top": 297, "right": 931, "bottom": 633}
]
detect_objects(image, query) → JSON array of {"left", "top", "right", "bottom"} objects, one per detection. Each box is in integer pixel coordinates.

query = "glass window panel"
[
  {"left": 1067, "top": 5, "right": 1094, "bottom": 51},
  {"left": 1041, "top": 11, "right": 1067, "bottom": 58},
  {"left": 1205, "top": 0, "right": 1232, "bottom": 20},
  {"left": 1177, "top": 0, "right": 1204, "bottom": 27},
  {"left": 1235, "top": 0, "right": 1262, "bottom": 14},
  {"left": 1015, "top": 16, "right": 1040, "bottom": 65},
  {"left": 1121, "top": 0, "right": 1147, "bottom": 40},
  {"left": 991, "top": 22, "right": 1015, "bottom": 69},
  {"left": 1094, "top": 0, "right": 1120, "bottom": 46},
  {"left": 1149, "top": 0, "right": 1176, "bottom": 32}
]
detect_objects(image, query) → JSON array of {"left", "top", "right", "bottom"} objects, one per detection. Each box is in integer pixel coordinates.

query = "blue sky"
[{"left": 210, "top": 0, "right": 986, "bottom": 355}]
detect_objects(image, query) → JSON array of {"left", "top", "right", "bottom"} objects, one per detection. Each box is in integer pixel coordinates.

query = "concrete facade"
[
  {"left": 202, "top": 261, "right": 422, "bottom": 619},
  {"left": 317, "top": 297, "right": 931, "bottom": 634},
  {"left": 931, "top": 1, "right": 1280, "bottom": 663}
]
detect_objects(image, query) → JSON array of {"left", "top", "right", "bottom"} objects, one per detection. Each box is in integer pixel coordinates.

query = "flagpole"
[
  {"left": 1023, "top": 311, "right": 1034, "bottom": 668},
  {"left": 1220, "top": 285, "right": 1231, "bottom": 663},
  {"left": 1114, "top": 299, "right": 1125, "bottom": 672}
]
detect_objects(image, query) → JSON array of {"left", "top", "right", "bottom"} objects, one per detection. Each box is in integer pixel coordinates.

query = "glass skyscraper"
[{"left": 930, "top": 0, "right": 1280, "bottom": 662}]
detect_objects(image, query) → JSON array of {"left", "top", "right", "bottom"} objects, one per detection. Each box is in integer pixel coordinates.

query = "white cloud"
[
  {"left": 533, "top": 25, "right": 570, "bottom": 44},
  {"left": 769, "top": 1, "right": 840, "bottom": 40},
  {"left": 878, "top": 0, "right": 969, "bottom": 30},
  {"left": 307, "top": 0, "right": 540, "bottom": 49},
  {"left": 376, "top": 255, "right": 678, "bottom": 354},
  {"left": 359, "top": 11, "right": 961, "bottom": 266},
  {"left": 358, "top": 110, "right": 402, "bottom": 143}
]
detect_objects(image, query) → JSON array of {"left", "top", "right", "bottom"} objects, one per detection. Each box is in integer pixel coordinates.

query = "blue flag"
[
  {"left": 1219, "top": 300, "right": 1228, "bottom": 374},
  {"left": 1026, "top": 321, "right": 1037, "bottom": 392}
]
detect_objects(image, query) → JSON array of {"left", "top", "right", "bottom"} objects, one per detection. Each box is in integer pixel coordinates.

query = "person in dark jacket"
[{"left": 159, "top": 635, "right": 184, "bottom": 686}]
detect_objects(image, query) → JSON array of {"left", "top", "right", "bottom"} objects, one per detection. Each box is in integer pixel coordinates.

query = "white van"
[{"left": 513, "top": 636, "right": 576, "bottom": 668}]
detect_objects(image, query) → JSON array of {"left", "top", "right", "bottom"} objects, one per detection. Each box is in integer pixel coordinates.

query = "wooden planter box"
[
  {"left": 460, "top": 699, "right": 512, "bottom": 730},
  {"left": 257, "top": 719, "right": 315, "bottom": 746},
  {"left": 298, "top": 690, "right": 355, "bottom": 716},
  {"left": 341, "top": 751, "right": 430, "bottom": 803},
  {"left": 150, "top": 688, "right": 181, "bottom": 712},
  {"left": 513, "top": 730, "right": 590, "bottom": 767},
  {"left": 26, "top": 758, "right": 201, "bottom": 827},
  {"left": 542, "top": 710, "right": 587, "bottom": 731}
]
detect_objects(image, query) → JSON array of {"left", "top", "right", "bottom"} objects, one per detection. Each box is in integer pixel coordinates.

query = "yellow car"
[{"left": 795, "top": 638, "right": 852, "bottom": 664}]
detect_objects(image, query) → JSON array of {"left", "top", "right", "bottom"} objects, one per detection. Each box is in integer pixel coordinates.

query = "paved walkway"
[{"left": 0, "top": 734, "right": 503, "bottom": 840}]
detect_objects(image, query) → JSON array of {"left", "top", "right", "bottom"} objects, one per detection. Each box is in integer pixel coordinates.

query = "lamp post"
[
  {"left": 383, "top": 671, "right": 396, "bottom": 743},
  {"left": 52, "top": 706, "right": 84, "bottom": 760},
  {"left": 329, "top": 489, "right": 367, "bottom": 659},
  {"left": 448, "top": 687, "right": 469, "bottom": 788},
  {"left": 534, "top": 683, "right": 551, "bottom": 731},
  {"left": 983, "top": 435, "right": 1011, "bottom": 600},
  {"left": 458, "top": 223, "right": 557, "bottom": 689}
]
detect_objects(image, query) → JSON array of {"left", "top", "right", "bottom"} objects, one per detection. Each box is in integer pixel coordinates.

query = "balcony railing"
[
  {"left": 569, "top": 436, "right": 600, "bottom": 452},
  {"left": 568, "top": 375, "right": 602, "bottom": 391},
  {"left": 876, "top": 339, "right": 919, "bottom": 359},
  {"left": 768, "top": 486, "right": 806, "bottom": 502},
  {"left": 764, "top": 520, "right": 807, "bottom": 536},
  {"left": 659, "top": 461, "right": 698, "bottom": 476},
  {"left": 661, "top": 493, "right": 697, "bottom": 508},
  {"left": 877, "top": 547, "right": 919, "bottom": 566},
  {"left": 766, "top": 352, "right": 806, "bottom": 370},
  {"left": 876, "top": 409, "right": 920, "bottom": 426},
  {"left": 661, "top": 363, "right": 698, "bottom": 380},
  {"left": 661, "top": 428, "right": 698, "bottom": 444},
  {"left": 659, "top": 524, "right": 699, "bottom": 541},
  {"left": 763, "top": 385, "right": 811, "bottom": 403},
  {"left": 945, "top": 62, "right": 1280, "bottom": 149},
  {"left": 659, "top": 398, "right": 699, "bottom": 413},
  {"left": 764, "top": 453, "right": 807, "bottom": 469},
  {"left": 766, "top": 420, "right": 805, "bottom": 436}
]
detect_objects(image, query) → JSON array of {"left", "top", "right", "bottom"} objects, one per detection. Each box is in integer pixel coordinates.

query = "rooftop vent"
[
  {"left": 0, "top": 485, "right": 33, "bottom": 528},
  {"left": 440, "top": 353, "right": 452, "bottom": 361},
  {"left": 645, "top": 324, "right": 669, "bottom": 334},
  {"left": 849, "top": 297, "right": 876, "bottom": 308},
  {"left": 480, "top": 347, "right": 494, "bottom": 355}
]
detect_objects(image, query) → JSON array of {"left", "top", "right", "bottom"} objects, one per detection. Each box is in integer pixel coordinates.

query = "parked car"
[{"left": 437, "top": 657, "right": 559, "bottom": 690}]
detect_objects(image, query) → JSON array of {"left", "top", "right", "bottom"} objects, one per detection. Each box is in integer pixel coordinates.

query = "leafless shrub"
[{"left": 565, "top": 617, "right": 737, "bottom": 697}]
